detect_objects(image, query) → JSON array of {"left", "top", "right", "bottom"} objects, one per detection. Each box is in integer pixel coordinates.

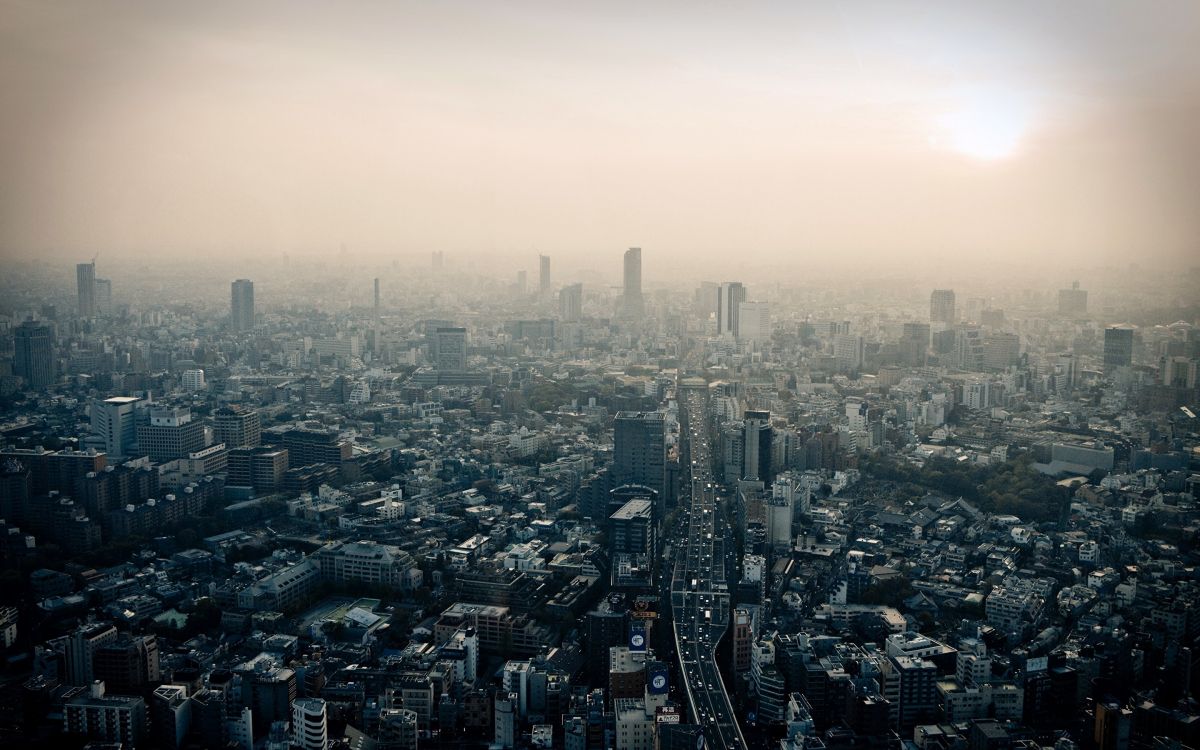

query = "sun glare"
[{"left": 936, "top": 87, "right": 1033, "bottom": 161}]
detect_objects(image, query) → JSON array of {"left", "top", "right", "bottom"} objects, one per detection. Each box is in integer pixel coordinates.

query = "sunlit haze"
[{"left": 0, "top": 1, "right": 1198, "bottom": 273}]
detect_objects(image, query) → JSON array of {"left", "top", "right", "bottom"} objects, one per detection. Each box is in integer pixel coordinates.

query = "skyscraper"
[
  {"left": 1103, "top": 326, "right": 1135, "bottom": 373},
  {"left": 538, "top": 254, "right": 551, "bottom": 297},
  {"left": 930, "top": 289, "right": 956, "bottom": 325},
  {"left": 622, "top": 247, "right": 644, "bottom": 317},
  {"left": 435, "top": 327, "right": 468, "bottom": 372},
  {"left": 737, "top": 301, "right": 771, "bottom": 341},
  {"left": 717, "top": 282, "right": 746, "bottom": 337},
  {"left": 613, "top": 411, "right": 666, "bottom": 512},
  {"left": 230, "top": 279, "right": 255, "bottom": 331},
  {"left": 76, "top": 262, "right": 96, "bottom": 317},
  {"left": 94, "top": 278, "right": 112, "bottom": 316},
  {"left": 373, "top": 277, "right": 380, "bottom": 319},
  {"left": 1058, "top": 281, "right": 1088, "bottom": 317},
  {"left": 559, "top": 283, "right": 583, "bottom": 322},
  {"left": 13, "top": 319, "right": 54, "bottom": 390},
  {"left": 91, "top": 396, "right": 142, "bottom": 459},
  {"left": 900, "top": 322, "right": 930, "bottom": 367},
  {"left": 743, "top": 410, "right": 772, "bottom": 482}
]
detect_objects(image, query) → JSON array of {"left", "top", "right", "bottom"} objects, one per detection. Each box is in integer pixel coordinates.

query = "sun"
[{"left": 935, "top": 86, "right": 1033, "bottom": 161}]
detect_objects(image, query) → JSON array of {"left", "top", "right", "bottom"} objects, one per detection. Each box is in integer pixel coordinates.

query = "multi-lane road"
[{"left": 668, "top": 387, "right": 746, "bottom": 749}]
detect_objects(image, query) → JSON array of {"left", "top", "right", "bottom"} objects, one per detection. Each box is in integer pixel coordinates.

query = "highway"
[{"left": 668, "top": 386, "right": 746, "bottom": 749}]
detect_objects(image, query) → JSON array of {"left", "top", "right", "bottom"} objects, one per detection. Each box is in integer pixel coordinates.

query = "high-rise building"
[
  {"left": 954, "top": 325, "right": 986, "bottom": 371},
  {"left": 622, "top": 247, "right": 644, "bottom": 317},
  {"left": 214, "top": 405, "right": 261, "bottom": 448},
  {"left": 900, "top": 322, "right": 930, "bottom": 367},
  {"left": 91, "top": 396, "right": 143, "bottom": 459},
  {"left": 538, "top": 254, "right": 551, "bottom": 297},
  {"left": 1104, "top": 326, "right": 1135, "bottom": 373},
  {"left": 559, "top": 283, "right": 583, "bottom": 322},
  {"left": 292, "top": 697, "right": 328, "bottom": 750},
  {"left": 94, "top": 278, "right": 112, "bottom": 316},
  {"left": 930, "top": 289, "right": 956, "bottom": 325},
  {"left": 374, "top": 277, "right": 381, "bottom": 319},
  {"left": 230, "top": 279, "right": 255, "bottom": 331},
  {"left": 92, "top": 634, "right": 160, "bottom": 694},
  {"left": 1058, "top": 281, "right": 1088, "bottom": 317},
  {"left": 613, "top": 412, "right": 665, "bottom": 509},
  {"left": 432, "top": 250, "right": 445, "bottom": 270},
  {"left": 743, "top": 410, "right": 772, "bottom": 482},
  {"left": 834, "top": 334, "right": 865, "bottom": 372},
  {"left": 136, "top": 407, "right": 205, "bottom": 463},
  {"left": 435, "top": 327, "right": 468, "bottom": 372},
  {"left": 717, "top": 282, "right": 746, "bottom": 337},
  {"left": 983, "top": 332, "right": 1020, "bottom": 371},
  {"left": 181, "top": 369, "right": 206, "bottom": 392},
  {"left": 64, "top": 622, "right": 118, "bottom": 686},
  {"left": 76, "top": 262, "right": 96, "bottom": 317},
  {"left": 737, "top": 301, "right": 771, "bottom": 342},
  {"left": 608, "top": 497, "right": 656, "bottom": 560},
  {"left": 13, "top": 319, "right": 54, "bottom": 390}
]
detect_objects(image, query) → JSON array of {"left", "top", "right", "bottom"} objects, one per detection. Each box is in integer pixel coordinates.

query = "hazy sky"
[{"left": 1, "top": 1, "right": 1197, "bottom": 272}]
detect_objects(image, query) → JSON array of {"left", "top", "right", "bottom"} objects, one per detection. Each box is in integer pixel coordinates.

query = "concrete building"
[
  {"left": 77, "top": 262, "right": 96, "bottom": 317},
  {"left": 64, "top": 681, "right": 146, "bottom": 748},
  {"left": 930, "top": 289, "right": 956, "bottom": 325},
  {"left": 13, "top": 319, "right": 54, "bottom": 390},
  {"left": 231, "top": 279, "right": 255, "bottom": 331},
  {"left": 91, "top": 396, "right": 143, "bottom": 459},
  {"left": 292, "top": 697, "right": 328, "bottom": 750},
  {"left": 214, "top": 405, "right": 262, "bottom": 449},
  {"left": 622, "top": 247, "right": 644, "bottom": 318},
  {"left": 560, "top": 283, "right": 583, "bottom": 322},
  {"left": 738, "top": 301, "right": 771, "bottom": 342},
  {"left": 717, "top": 281, "right": 746, "bottom": 337},
  {"left": 613, "top": 411, "right": 666, "bottom": 511},
  {"left": 136, "top": 407, "right": 205, "bottom": 463}
]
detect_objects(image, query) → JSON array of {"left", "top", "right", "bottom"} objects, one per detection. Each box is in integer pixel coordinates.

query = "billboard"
[
  {"left": 648, "top": 663, "right": 669, "bottom": 694},
  {"left": 629, "top": 622, "right": 647, "bottom": 652},
  {"left": 656, "top": 705, "right": 681, "bottom": 724},
  {"left": 1025, "top": 655, "right": 1048, "bottom": 673}
]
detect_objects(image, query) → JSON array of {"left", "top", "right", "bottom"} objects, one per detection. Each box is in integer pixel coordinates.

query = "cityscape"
[{"left": 1, "top": 3, "right": 1199, "bottom": 750}]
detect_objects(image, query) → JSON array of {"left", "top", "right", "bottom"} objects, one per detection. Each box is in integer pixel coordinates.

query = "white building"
[
  {"left": 181, "top": 369, "right": 206, "bottom": 392},
  {"left": 737, "top": 301, "right": 771, "bottom": 342},
  {"left": 292, "top": 697, "right": 328, "bottom": 750}
]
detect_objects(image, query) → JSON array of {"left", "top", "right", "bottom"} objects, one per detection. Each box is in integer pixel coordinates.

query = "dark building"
[
  {"left": 743, "top": 409, "right": 773, "bottom": 482},
  {"left": 226, "top": 446, "right": 289, "bottom": 493},
  {"left": 93, "top": 635, "right": 161, "bottom": 694},
  {"left": 613, "top": 411, "right": 665, "bottom": 516},
  {"left": 608, "top": 497, "right": 656, "bottom": 560},
  {"left": 231, "top": 278, "right": 255, "bottom": 331},
  {"left": 77, "top": 262, "right": 96, "bottom": 317},
  {"left": 13, "top": 320, "right": 54, "bottom": 390},
  {"left": 0, "top": 447, "right": 107, "bottom": 496},
  {"left": 900, "top": 322, "right": 930, "bottom": 367},
  {"left": 930, "top": 289, "right": 956, "bottom": 325},
  {"left": 271, "top": 428, "right": 352, "bottom": 469},
  {"left": 1104, "top": 326, "right": 1135, "bottom": 373}
]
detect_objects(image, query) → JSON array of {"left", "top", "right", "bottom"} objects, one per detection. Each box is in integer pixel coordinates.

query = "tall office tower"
[
  {"left": 833, "top": 333, "right": 865, "bottom": 372},
  {"left": 1104, "top": 326, "right": 1135, "bottom": 373},
  {"left": 559, "top": 283, "right": 583, "bottom": 322},
  {"left": 214, "top": 405, "right": 261, "bottom": 448},
  {"left": 900, "top": 322, "right": 930, "bottom": 367},
  {"left": 930, "top": 289, "right": 956, "bottom": 325},
  {"left": 435, "top": 327, "right": 468, "bottom": 372},
  {"left": 494, "top": 692, "right": 517, "bottom": 749},
  {"left": 743, "top": 409, "right": 772, "bottom": 482},
  {"left": 91, "top": 396, "right": 143, "bottom": 459},
  {"left": 135, "top": 407, "right": 205, "bottom": 463},
  {"left": 432, "top": 251, "right": 444, "bottom": 270},
  {"left": 622, "top": 247, "right": 644, "bottom": 317},
  {"left": 737, "top": 301, "right": 771, "bottom": 341},
  {"left": 1058, "top": 281, "right": 1088, "bottom": 317},
  {"left": 94, "top": 278, "right": 112, "bottom": 316},
  {"left": 538, "top": 254, "right": 551, "bottom": 297},
  {"left": 954, "top": 325, "right": 986, "bottom": 371},
  {"left": 516, "top": 269, "right": 527, "bottom": 293},
  {"left": 717, "top": 281, "right": 746, "bottom": 336},
  {"left": 373, "top": 277, "right": 380, "bottom": 318},
  {"left": 230, "top": 279, "right": 255, "bottom": 331},
  {"left": 292, "top": 698, "right": 329, "bottom": 750},
  {"left": 76, "top": 262, "right": 96, "bottom": 317},
  {"left": 608, "top": 497, "right": 656, "bottom": 560},
  {"left": 613, "top": 411, "right": 666, "bottom": 511},
  {"left": 64, "top": 622, "right": 119, "bottom": 686},
  {"left": 695, "top": 281, "right": 719, "bottom": 319},
  {"left": 13, "top": 319, "right": 54, "bottom": 390},
  {"left": 983, "top": 332, "right": 1021, "bottom": 371}
]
